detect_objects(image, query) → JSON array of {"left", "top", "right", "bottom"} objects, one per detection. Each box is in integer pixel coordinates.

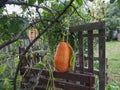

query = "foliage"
[
  {"left": 106, "top": 1, "right": 120, "bottom": 40},
  {"left": 0, "top": 0, "right": 119, "bottom": 89},
  {"left": 0, "top": 39, "right": 23, "bottom": 90},
  {"left": 0, "top": 14, "right": 29, "bottom": 40},
  {"left": 106, "top": 84, "right": 119, "bottom": 90},
  {"left": 106, "top": 2, "right": 120, "bottom": 30},
  {"left": 0, "top": 64, "right": 6, "bottom": 75},
  {"left": 110, "top": 0, "right": 120, "bottom": 7}
]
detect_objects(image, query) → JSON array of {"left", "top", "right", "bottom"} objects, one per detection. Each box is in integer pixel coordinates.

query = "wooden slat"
[
  {"left": 84, "top": 68, "right": 99, "bottom": 75},
  {"left": 70, "top": 21, "right": 105, "bottom": 33},
  {"left": 83, "top": 34, "right": 99, "bottom": 37},
  {"left": 84, "top": 57, "right": 108, "bottom": 68},
  {"left": 84, "top": 57, "right": 99, "bottom": 60},
  {"left": 99, "top": 29, "right": 106, "bottom": 90},
  {"left": 35, "top": 86, "right": 46, "bottom": 90},
  {"left": 88, "top": 30, "right": 94, "bottom": 73},
  {"left": 78, "top": 31, "right": 84, "bottom": 73},
  {"left": 28, "top": 69, "right": 95, "bottom": 84},
  {"left": 38, "top": 78, "right": 95, "bottom": 90},
  {"left": 75, "top": 67, "right": 99, "bottom": 75}
]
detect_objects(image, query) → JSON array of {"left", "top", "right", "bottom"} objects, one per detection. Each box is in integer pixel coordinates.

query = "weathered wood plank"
[
  {"left": 99, "top": 29, "right": 106, "bottom": 90},
  {"left": 78, "top": 31, "right": 84, "bottom": 73},
  {"left": 88, "top": 30, "right": 94, "bottom": 73},
  {"left": 84, "top": 69, "right": 99, "bottom": 75},
  {"left": 35, "top": 86, "right": 46, "bottom": 90},
  {"left": 27, "top": 69, "right": 95, "bottom": 84},
  {"left": 84, "top": 56, "right": 99, "bottom": 60},
  {"left": 70, "top": 21, "right": 105, "bottom": 33},
  {"left": 38, "top": 78, "right": 95, "bottom": 90},
  {"left": 75, "top": 67, "right": 99, "bottom": 75},
  {"left": 83, "top": 34, "right": 99, "bottom": 37}
]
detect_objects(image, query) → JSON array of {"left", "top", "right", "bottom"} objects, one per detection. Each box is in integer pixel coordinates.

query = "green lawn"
[{"left": 106, "top": 41, "right": 120, "bottom": 87}]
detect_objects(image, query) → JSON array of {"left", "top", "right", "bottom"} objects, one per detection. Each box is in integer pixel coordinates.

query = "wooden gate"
[
  {"left": 19, "top": 21, "right": 106, "bottom": 90},
  {"left": 70, "top": 21, "right": 106, "bottom": 90}
]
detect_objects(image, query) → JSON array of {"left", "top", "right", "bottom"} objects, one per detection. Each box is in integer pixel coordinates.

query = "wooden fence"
[
  {"left": 19, "top": 21, "right": 106, "bottom": 90},
  {"left": 19, "top": 50, "right": 95, "bottom": 90},
  {"left": 70, "top": 21, "right": 107, "bottom": 90}
]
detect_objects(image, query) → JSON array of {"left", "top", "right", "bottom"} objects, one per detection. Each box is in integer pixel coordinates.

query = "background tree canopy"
[
  {"left": 0, "top": 0, "right": 104, "bottom": 50},
  {"left": 106, "top": 1, "right": 120, "bottom": 30},
  {"left": 106, "top": 1, "right": 120, "bottom": 40}
]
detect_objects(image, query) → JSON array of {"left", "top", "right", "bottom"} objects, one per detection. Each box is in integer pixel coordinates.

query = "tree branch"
[
  {"left": 24, "top": 0, "right": 74, "bottom": 54},
  {"left": 13, "top": 0, "right": 74, "bottom": 90},
  {"left": 71, "top": 5, "right": 86, "bottom": 20},
  {"left": 83, "top": 0, "right": 99, "bottom": 21},
  {"left": 6, "top": 1, "right": 54, "bottom": 15},
  {"left": 0, "top": 0, "right": 8, "bottom": 8},
  {"left": 0, "top": 19, "right": 46, "bottom": 50},
  {"left": 0, "top": 26, "right": 29, "bottom": 50},
  {"left": 36, "top": 8, "right": 45, "bottom": 27}
]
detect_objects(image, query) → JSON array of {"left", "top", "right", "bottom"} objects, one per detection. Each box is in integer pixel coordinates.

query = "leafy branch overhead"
[
  {"left": 0, "top": 0, "right": 86, "bottom": 50},
  {"left": 110, "top": 0, "right": 120, "bottom": 7},
  {"left": 1, "top": 0, "right": 119, "bottom": 50}
]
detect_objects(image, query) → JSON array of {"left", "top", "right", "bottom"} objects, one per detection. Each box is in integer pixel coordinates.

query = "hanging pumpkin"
[
  {"left": 54, "top": 41, "right": 76, "bottom": 72},
  {"left": 54, "top": 42, "right": 71, "bottom": 72}
]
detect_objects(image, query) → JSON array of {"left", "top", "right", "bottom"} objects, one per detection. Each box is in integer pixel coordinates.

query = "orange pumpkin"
[{"left": 54, "top": 42, "right": 71, "bottom": 72}]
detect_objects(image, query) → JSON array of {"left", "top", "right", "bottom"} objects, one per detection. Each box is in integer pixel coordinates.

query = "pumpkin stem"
[
  {"left": 66, "top": 32, "right": 69, "bottom": 43},
  {"left": 62, "top": 33, "right": 65, "bottom": 42}
]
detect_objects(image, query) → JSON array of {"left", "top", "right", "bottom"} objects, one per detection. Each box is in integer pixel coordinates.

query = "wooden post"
[
  {"left": 78, "top": 31, "right": 84, "bottom": 73},
  {"left": 19, "top": 47, "right": 26, "bottom": 75},
  {"left": 99, "top": 29, "right": 106, "bottom": 90},
  {"left": 88, "top": 30, "right": 94, "bottom": 73}
]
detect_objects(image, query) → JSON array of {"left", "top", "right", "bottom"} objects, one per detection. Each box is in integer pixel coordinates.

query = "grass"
[{"left": 106, "top": 41, "right": 120, "bottom": 87}]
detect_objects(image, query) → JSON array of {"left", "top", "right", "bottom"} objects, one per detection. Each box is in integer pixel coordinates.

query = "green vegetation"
[
  {"left": 106, "top": 1, "right": 120, "bottom": 40},
  {"left": 106, "top": 41, "right": 120, "bottom": 87},
  {"left": 0, "top": 0, "right": 120, "bottom": 89}
]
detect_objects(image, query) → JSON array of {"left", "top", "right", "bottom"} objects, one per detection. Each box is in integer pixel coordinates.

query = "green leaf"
[
  {"left": 33, "top": 62, "right": 45, "bottom": 68},
  {"left": 67, "top": 6, "right": 74, "bottom": 14},
  {"left": 8, "top": 20, "right": 19, "bottom": 33},
  {"left": 0, "top": 53, "right": 7, "bottom": 61},
  {"left": 76, "top": 0, "right": 83, "bottom": 6},
  {"left": 0, "top": 9, "right": 3, "bottom": 14},
  {"left": 17, "top": 74, "right": 22, "bottom": 83},
  {"left": 0, "top": 64, "right": 6, "bottom": 75},
  {"left": 106, "top": 84, "right": 111, "bottom": 90},
  {"left": 117, "top": 0, "right": 120, "bottom": 7},
  {"left": 0, "top": 15, "right": 8, "bottom": 24},
  {"left": 115, "top": 86, "right": 119, "bottom": 90},
  {"left": 54, "top": 3, "right": 65, "bottom": 12},
  {"left": 14, "top": 57, "right": 20, "bottom": 73},
  {"left": 106, "top": 84, "right": 120, "bottom": 90},
  {"left": 3, "top": 78, "right": 11, "bottom": 90},
  {"left": 28, "top": 0, "right": 35, "bottom": 4},
  {"left": 0, "top": 39, "right": 4, "bottom": 44},
  {"left": 94, "top": 61, "right": 99, "bottom": 69},
  {"left": 14, "top": 57, "right": 19, "bottom": 63},
  {"left": 13, "top": 40, "right": 22, "bottom": 47},
  {"left": 38, "top": 0, "right": 44, "bottom": 4},
  {"left": 69, "top": 44, "right": 76, "bottom": 71},
  {"left": 110, "top": 0, "right": 115, "bottom": 3}
]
